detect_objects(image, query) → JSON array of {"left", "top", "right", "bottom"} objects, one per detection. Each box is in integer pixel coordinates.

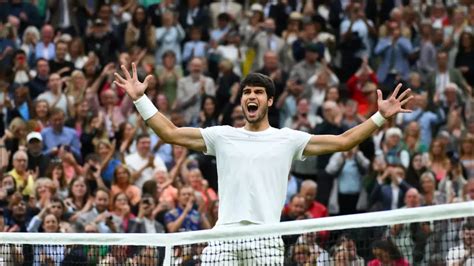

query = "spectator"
[
  {"left": 177, "top": 0, "right": 210, "bottom": 30},
  {"left": 3, "top": 192, "right": 30, "bottom": 232},
  {"left": 27, "top": 58, "right": 50, "bottom": 99},
  {"left": 289, "top": 43, "right": 324, "bottom": 97},
  {"left": 174, "top": 57, "right": 216, "bottom": 125},
  {"left": 368, "top": 239, "right": 410, "bottom": 266},
  {"left": 370, "top": 165, "right": 412, "bottom": 210},
  {"left": 404, "top": 153, "right": 427, "bottom": 191},
  {"left": 331, "top": 234, "right": 365, "bottom": 266},
  {"left": 446, "top": 222, "right": 474, "bottom": 266},
  {"left": 37, "top": 74, "right": 72, "bottom": 115},
  {"left": 110, "top": 192, "right": 135, "bottom": 233},
  {"left": 326, "top": 145, "right": 370, "bottom": 215},
  {"left": 155, "top": 12, "right": 185, "bottom": 65},
  {"left": 182, "top": 26, "right": 208, "bottom": 66},
  {"left": 250, "top": 18, "right": 284, "bottom": 71},
  {"left": 460, "top": 136, "right": 474, "bottom": 179},
  {"left": 33, "top": 214, "right": 65, "bottom": 264},
  {"left": 464, "top": 179, "right": 474, "bottom": 201},
  {"left": 96, "top": 140, "right": 121, "bottom": 187},
  {"left": 187, "top": 168, "right": 217, "bottom": 211},
  {"left": 426, "top": 138, "right": 451, "bottom": 182},
  {"left": 64, "top": 176, "right": 93, "bottom": 222},
  {"left": 123, "top": 6, "right": 156, "bottom": 51},
  {"left": 374, "top": 21, "right": 412, "bottom": 87},
  {"left": 49, "top": 40, "right": 75, "bottom": 77},
  {"left": 381, "top": 127, "right": 410, "bottom": 168},
  {"left": 281, "top": 195, "right": 309, "bottom": 222},
  {"left": 346, "top": 58, "right": 378, "bottom": 116},
  {"left": 40, "top": 108, "right": 81, "bottom": 159},
  {"left": 27, "top": 196, "right": 71, "bottom": 233},
  {"left": 125, "top": 134, "right": 167, "bottom": 188},
  {"left": 455, "top": 31, "right": 474, "bottom": 87},
  {"left": 299, "top": 180, "right": 328, "bottom": 219},
  {"left": 68, "top": 37, "right": 88, "bottom": 69},
  {"left": 110, "top": 164, "right": 141, "bottom": 207},
  {"left": 164, "top": 186, "right": 210, "bottom": 232},
  {"left": 156, "top": 51, "right": 183, "bottom": 106},
  {"left": 420, "top": 171, "right": 445, "bottom": 205},
  {"left": 8, "top": 150, "right": 36, "bottom": 197},
  {"left": 45, "top": 161, "right": 68, "bottom": 199},
  {"left": 20, "top": 26, "right": 40, "bottom": 66},
  {"left": 34, "top": 24, "right": 55, "bottom": 61},
  {"left": 84, "top": 18, "right": 118, "bottom": 65},
  {"left": 76, "top": 187, "right": 122, "bottom": 233},
  {"left": 26, "top": 131, "right": 50, "bottom": 177},
  {"left": 128, "top": 194, "right": 165, "bottom": 233}
]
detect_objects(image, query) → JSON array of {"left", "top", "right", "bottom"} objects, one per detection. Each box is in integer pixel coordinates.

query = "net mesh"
[{"left": 1, "top": 202, "right": 473, "bottom": 266}]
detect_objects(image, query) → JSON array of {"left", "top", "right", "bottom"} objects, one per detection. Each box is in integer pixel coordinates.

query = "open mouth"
[{"left": 247, "top": 103, "right": 258, "bottom": 116}]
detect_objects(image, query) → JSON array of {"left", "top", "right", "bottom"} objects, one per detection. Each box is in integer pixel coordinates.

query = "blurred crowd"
[{"left": 0, "top": 0, "right": 473, "bottom": 265}]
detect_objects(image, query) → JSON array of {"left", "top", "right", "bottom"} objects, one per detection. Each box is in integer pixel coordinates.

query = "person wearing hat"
[
  {"left": 382, "top": 127, "right": 410, "bottom": 168},
  {"left": 26, "top": 131, "right": 51, "bottom": 177}
]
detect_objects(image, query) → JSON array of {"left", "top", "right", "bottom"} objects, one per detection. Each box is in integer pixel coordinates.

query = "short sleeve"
[
  {"left": 199, "top": 126, "right": 223, "bottom": 156},
  {"left": 286, "top": 128, "right": 312, "bottom": 161}
]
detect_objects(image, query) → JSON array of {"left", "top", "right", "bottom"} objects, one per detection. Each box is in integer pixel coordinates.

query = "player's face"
[{"left": 240, "top": 86, "right": 273, "bottom": 124}]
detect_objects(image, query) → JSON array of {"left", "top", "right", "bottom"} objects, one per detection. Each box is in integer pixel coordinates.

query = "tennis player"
[{"left": 114, "top": 63, "right": 413, "bottom": 265}]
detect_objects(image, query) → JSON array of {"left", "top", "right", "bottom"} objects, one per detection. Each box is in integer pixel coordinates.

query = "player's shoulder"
[{"left": 279, "top": 127, "right": 311, "bottom": 136}]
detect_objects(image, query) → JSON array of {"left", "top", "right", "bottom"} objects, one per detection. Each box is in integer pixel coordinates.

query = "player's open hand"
[
  {"left": 377, "top": 83, "right": 413, "bottom": 119},
  {"left": 114, "top": 62, "right": 153, "bottom": 101}
]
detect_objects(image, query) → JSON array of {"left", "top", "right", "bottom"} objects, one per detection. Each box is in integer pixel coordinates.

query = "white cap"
[
  {"left": 250, "top": 3, "right": 263, "bottom": 12},
  {"left": 27, "top": 132, "right": 42, "bottom": 142},
  {"left": 385, "top": 127, "right": 403, "bottom": 139}
]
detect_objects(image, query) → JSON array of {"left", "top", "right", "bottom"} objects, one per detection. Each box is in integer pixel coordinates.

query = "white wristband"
[
  {"left": 371, "top": 111, "right": 387, "bottom": 127},
  {"left": 133, "top": 95, "right": 158, "bottom": 121}
]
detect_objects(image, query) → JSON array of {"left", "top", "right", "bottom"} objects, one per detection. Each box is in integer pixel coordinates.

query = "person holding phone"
[{"left": 128, "top": 195, "right": 165, "bottom": 233}]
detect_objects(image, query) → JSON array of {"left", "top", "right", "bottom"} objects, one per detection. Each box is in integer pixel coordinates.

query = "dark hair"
[
  {"left": 94, "top": 186, "right": 110, "bottom": 197},
  {"left": 371, "top": 239, "right": 404, "bottom": 260},
  {"left": 136, "top": 133, "right": 150, "bottom": 142},
  {"left": 463, "top": 222, "right": 474, "bottom": 231},
  {"left": 240, "top": 73, "right": 275, "bottom": 99},
  {"left": 217, "top": 13, "right": 231, "bottom": 22}
]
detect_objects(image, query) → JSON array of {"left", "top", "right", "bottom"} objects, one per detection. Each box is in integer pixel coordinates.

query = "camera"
[
  {"left": 142, "top": 198, "right": 152, "bottom": 205},
  {"left": 90, "top": 165, "right": 98, "bottom": 172}
]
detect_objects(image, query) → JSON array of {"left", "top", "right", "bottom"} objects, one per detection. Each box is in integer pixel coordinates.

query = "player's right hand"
[{"left": 114, "top": 62, "right": 154, "bottom": 101}]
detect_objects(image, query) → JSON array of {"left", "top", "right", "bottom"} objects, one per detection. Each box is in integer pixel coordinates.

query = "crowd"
[{"left": 0, "top": 0, "right": 474, "bottom": 265}]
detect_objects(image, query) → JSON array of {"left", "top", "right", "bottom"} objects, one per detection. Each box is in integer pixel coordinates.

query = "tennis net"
[{"left": 0, "top": 201, "right": 473, "bottom": 265}]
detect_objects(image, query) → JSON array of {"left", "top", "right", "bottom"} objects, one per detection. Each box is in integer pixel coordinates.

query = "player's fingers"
[
  {"left": 132, "top": 62, "right": 138, "bottom": 80},
  {"left": 397, "top": 88, "right": 411, "bottom": 101},
  {"left": 114, "top": 73, "right": 126, "bottom": 84},
  {"left": 121, "top": 65, "right": 132, "bottom": 80},
  {"left": 143, "top": 75, "right": 153, "bottom": 88},
  {"left": 377, "top": 89, "right": 383, "bottom": 102},
  {"left": 391, "top": 83, "right": 402, "bottom": 98},
  {"left": 400, "top": 108, "right": 412, "bottom": 113},
  {"left": 400, "top": 95, "right": 414, "bottom": 106},
  {"left": 114, "top": 80, "right": 126, "bottom": 88}
]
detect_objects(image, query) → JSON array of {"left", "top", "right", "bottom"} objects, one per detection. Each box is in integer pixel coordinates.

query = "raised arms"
[
  {"left": 304, "top": 84, "right": 413, "bottom": 156},
  {"left": 114, "top": 63, "right": 206, "bottom": 152}
]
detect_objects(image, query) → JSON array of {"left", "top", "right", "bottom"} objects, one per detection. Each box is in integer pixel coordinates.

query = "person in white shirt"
[
  {"left": 446, "top": 222, "right": 474, "bottom": 266},
  {"left": 114, "top": 63, "right": 413, "bottom": 264},
  {"left": 125, "top": 134, "right": 167, "bottom": 189}
]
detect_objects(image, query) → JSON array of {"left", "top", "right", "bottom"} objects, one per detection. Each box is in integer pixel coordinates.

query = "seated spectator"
[
  {"left": 368, "top": 239, "right": 410, "bottom": 266},
  {"left": 76, "top": 187, "right": 122, "bottom": 233},
  {"left": 3, "top": 192, "right": 31, "bottom": 232},
  {"left": 299, "top": 180, "right": 328, "bottom": 219},
  {"left": 281, "top": 195, "right": 309, "bottom": 222},
  {"left": 187, "top": 168, "right": 217, "bottom": 211},
  {"left": 420, "top": 171, "right": 446, "bottom": 205},
  {"left": 331, "top": 234, "right": 365, "bottom": 266},
  {"left": 29, "top": 99, "right": 50, "bottom": 132},
  {"left": 426, "top": 138, "right": 451, "bottom": 182},
  {"left": 381, "top": 127, "right": 410, "bottom": 168},
  {"left": 28, "top": 59, "right": 50, "bottom": 99},
  {"left": 459, "top": 136, "right": 474, "bottom": 179},
  {"left": 45, "top": 161, "right": 68, "bottom": 199},
  {"left": 156, "top": 51, "right": 183, "bottom": 106},
  {"left": 125, "top": 133, "right": 167, "bottom": 189},
  {"left": 64, "top": 176, "right": 93, "bottom": 222},
  {"left": 464, "top": 179, "right": 474, "bottom": 202},
  {"left": 33, "top": 214, "right": 65, "bottom": 264},
  {"left": 26, "top": 131, "right": 51, "bottom": 177},
  {"left": 0, "top": 175, "right": 17, "bottom": 209},
  {"left": 346, "top": 58, "right": 379, "bottom": 116},
  {"left": 41, "top": 108, "right": 81, "bottom": 159},
  {"left": 32, "top": 177, "right": 55, "bottom": 210},
  {"left": 128, "top": 194, "right": 165, "bottom": 233},
  {"left": 370, "top": 165, "right": 412, "bottom": 211},
  {"left": 110, "top": 164, "right": 141, "bottom": 207},
  {"left": 8, "top": 150, "right": 36, "bottom": 197},
  {"left": 49, "top": 40, "right": 75, "bottom": 77},
  {"left": 446, "top": 222, "right": 474, "bottom": 266},
  {"left": 96, "top": 140, "right": 121, "bottom": 187},
  {"left": 110, "top": 192, "right": 135, "bottom": 233},
  {"left": 37, "top": 74, "right": 73, "bottom": 116},
  {"left": 27, "top": 196, "right": 71, "bottom": 233},
  {"left": 164, "top": 186, "right": 210, "bottom": 232},
  {"left": 155, "top": 12, "right": 185, "bottom": 65},
  {"left": 401, "top": 122, "right": 428, "bottom": 157}
]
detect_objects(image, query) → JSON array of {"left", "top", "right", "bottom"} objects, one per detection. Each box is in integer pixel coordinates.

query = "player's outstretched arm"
[
  {"left": 114, "top": 63, "right": 206, "bottom": 152},
  {"left": 304, "top": 83, "right": 413, "bottom": 156}
]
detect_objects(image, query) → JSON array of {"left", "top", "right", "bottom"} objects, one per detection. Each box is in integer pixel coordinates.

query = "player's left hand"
[{"left": 377, "top": 83, "right": 413, "bottom": 119}]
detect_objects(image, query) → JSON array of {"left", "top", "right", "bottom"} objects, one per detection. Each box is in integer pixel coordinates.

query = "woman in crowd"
[
  {"left": 419, "top": 171, "right": 446, "bottom": 205},
  {"left": 110, "top": 164, "right": 141, "bottom": 208},
  {"left": 156, "top": 51, "right": 182, "bottom": 106},
  {"left": 64, "top": 176, "right": 93, "bottom": 222},
  {"left": 29, "top": 99, "right": 50, "bottom": 132},
  {"left": 45, "top": 160, "right": 69, "bottom": 199},
  {"left": 124, "top": 5, "right": 156, "bottom": 51},
  {"left": 405, "top": 153, "right": 427, "bottom": 191},
  {"left": 459, "top": 135, "right": 474, "bottom": 179},
  {"left": 368, "top": 239, "right": 409, "bottom": 266},
  {"left": 110, "top": 192, "right": 135, "bottom": 233},
  {"left": 33, "top": 214, "right": 65, "bottom": 265},
  {"left": 425, "top": 138, "right": 450, "bottom": 182},
  {"left": 68, "top": 37, "right": 88, "bottom": 70},
  {"left": 97, "top": 140, "right": 121, "bottom": 187}
]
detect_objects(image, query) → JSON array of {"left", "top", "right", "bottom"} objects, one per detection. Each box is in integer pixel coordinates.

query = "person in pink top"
[
  {"left": 188, "top": 168, "right": 218, "bottom": 211},
  {"left": 368, "top": 239, "right": 410, "bottom": 266},
  {"left": 110, "top": 164, "right": 141, "bottom": 207}
]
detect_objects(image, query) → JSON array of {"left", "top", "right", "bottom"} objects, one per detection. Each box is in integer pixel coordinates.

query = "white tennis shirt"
[{"left": 200, "top": 126, "right": 312, "bottom": 225}]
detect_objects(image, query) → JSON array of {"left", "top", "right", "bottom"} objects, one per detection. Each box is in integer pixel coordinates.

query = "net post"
[{"left": 163, "top": 244, "right": 172, "bottom": 265}]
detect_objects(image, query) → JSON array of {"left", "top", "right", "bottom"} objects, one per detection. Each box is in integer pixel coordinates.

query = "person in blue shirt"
[
  {"left": 164, "top": 186, "right": 210, "bottom": 232},
  {"left": 41, "top": 108, "right": 81, "bottom": 160}
]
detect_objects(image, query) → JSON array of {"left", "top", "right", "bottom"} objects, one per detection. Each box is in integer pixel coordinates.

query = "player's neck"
[{"left": 244, "top": 120, "right": 270, "bottom": 132}]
